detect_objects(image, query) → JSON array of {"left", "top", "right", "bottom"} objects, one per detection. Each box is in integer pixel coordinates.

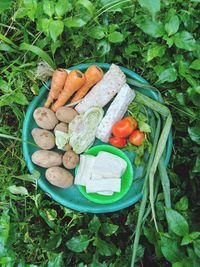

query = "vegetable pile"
[
  {"left": 31, "top": 64, "right": 150, "bottom": 196},
  {"left": 31, "top": 62, "right": 173, "bottom": 265}
]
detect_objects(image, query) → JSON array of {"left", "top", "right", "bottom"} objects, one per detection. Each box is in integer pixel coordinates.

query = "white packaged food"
[
  {"left": 96, "top": 84, "right": 135, "bottom": 142},
  {"left": 91, "top": 151, "right": 127, "bottom": 179},
  {"left": 86, "top": 178, "right": 121, "bottom": 193},
  {"left": 74, "top": 155, "right": 95, "bottom": 186},
  {"left": 75, "top": 64, "right": 126, "bottom": 113}
]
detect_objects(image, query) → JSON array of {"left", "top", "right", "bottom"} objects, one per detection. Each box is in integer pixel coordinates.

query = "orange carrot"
[
  {"left": 52, "top": 70, "right": 85, "bottom": 112},
  {"left": 71, "top": 65, "right": 103, "bottom": 103},
  {"left": 44, "top": 68, "right": 68, "bottom": 108}
]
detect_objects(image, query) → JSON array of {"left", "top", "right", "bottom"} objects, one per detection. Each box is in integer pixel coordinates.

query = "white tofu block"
[
  {"left": 97, "top": 191, "right": 114, "bottom": 196},
  {"left": 96, "top": 84, "right": 135, "bottom": 142},
  {"left": 74, "top": 155, "right": 95, "bottom": 186},
  {"left": 86, "top": 178, "right": 121, "bottom": 193},
  {"left": 92, "top": 151, "right": 127, "bottom": 179}
]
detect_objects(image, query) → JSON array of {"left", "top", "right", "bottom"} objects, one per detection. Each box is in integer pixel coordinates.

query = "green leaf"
[
  {"left": 147, "top": 45, "right": 165, "bottom": 61},
  {"left": 172, "top": 263, "right": 184, "bottom": 267},
  {"left": 165, "top": 209, "right": 189, "bottom": 236},
  {"left": 0, "top": 33, "right": 18, "bottom": 49},
  {"left": 14, "top": 92, "right": 29, "bottom": 105},
  {"left": 13, "top": 170, "right": 40, "bottom": 182},
  {"left": 190, "top": 59, "right": 200, "bottom": 70},
  {"left": 181, "top": 235, "right": 192, "bottom": 246},
  {"left": 66, "top": 235, "right": 90, "bottom": 252},
  {"left": 138, "top": 0, "right": 160, "bottom": 21},
  {"left": 20, "top": 43, "right": 56, "bottom": 69},
  {"left": 49, "top": 20, "right": 64, "bottom": 42},
  {"left": 93, "top": 238, "right": 117, "bottom": 256},
  {"left": 97, "top": 40, "right": 110, "bottom": 56},
  {"left": 108, "top": 31, "right": 123, "bottom": 43},
  {"left": 125, "top": 43, "right": 139, "bottom": 55},
  {"left": 77, "top": 0, "right": 94, "bottom": 15},
  {"left": 158, "top": 68, "right": 177, "bottom": 83},
  {"left": 55, "top": 0, "right": 72, "bottom": 16},
  {"left": 160, "top": 234, "right": 184, "bottom": 263},
  {"left": 175, "top": 196, "right": 188, "bottom": 211},
  {"left": 138, "top": 121, "right": 151, "bottom": 132},
  {"left": 43, "top": 0, "right": 54, "bottom": 17},
  {"left": 0, "top": 209, "right": 10, "bottom": 247},
  {"left": 188, "top": 123, "right": 200, "bottom": 145},
  {"left": 143, "top": 225, "right": 157, "bottom": 245},
  {"left": 173, "top": 31, "right": 196, "bottom": 51},
  {"left": 39, "top": 18, "right": 51, "bottom": 35},
  {"left": 0, "top": 0, "right": 12, "bottom": 13},
  {"left": 45, "top": 234, "right": 62, "bottom": 250},
  {"left": 137, "top": 20, "right": 164, "bottom": 38},
  {"left": 8, "top": 185, "right": 29, "bottom": 195},
  {"left": 101, "top": 223, "right": 119, "bottom": 236},
  {"left": 48, "top": 252, "right": 63, "bottom": 267},
  {"left": 165, "top": 15, "right": 179, "bottom": 36},
  {"left": 181, "top": 232, "right": 200, "bottom": 245},
  {"left": 88, "top": 26, "right": 105, "bottom": 40},
  {"left": 194, "top": 240, "right": 200, "bottom": 258},
  {"left": 23, "top": 0, "right": 38, "bottom": 21},
  {"left": 65, "top": 17, "right": 86, "bottom": 28},
  {"left": 88, "top": 215, "right": 101, "bottom": 234},
  {"left": 193, "top": 156, "right": 200, "bottom": 173}
]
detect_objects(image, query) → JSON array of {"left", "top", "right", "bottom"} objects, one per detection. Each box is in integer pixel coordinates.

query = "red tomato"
[
  {"left": 112, "top": 120, "right": 134, "bottom": 138},
  {"left": 109, "top": 136, "right": 126, "bottom": 148},
  {"left": 122, "top": 116, "right": 137, "bottom": 130},
  {"left": 129, "top": 130, "right": 145, "bottom": 146}
]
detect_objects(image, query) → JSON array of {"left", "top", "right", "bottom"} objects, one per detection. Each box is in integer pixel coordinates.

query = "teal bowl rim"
[
  {"left": 76, "top": 144, "right": 134, "bottom": 204},
  {"left": 22, "top": 63, "right": 172, "bottom": 213}
]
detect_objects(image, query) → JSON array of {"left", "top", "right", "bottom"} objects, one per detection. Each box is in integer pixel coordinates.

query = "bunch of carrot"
[{"left": 44, "top": 65, "right": 104, "bottom": 112}]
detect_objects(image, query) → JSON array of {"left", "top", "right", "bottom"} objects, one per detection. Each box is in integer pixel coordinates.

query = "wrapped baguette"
[
  {"left": 75, "top": 64, "right": 126, "bottom": 113},
  {"left": 96, "top": 84, "right": 135, "bottom": 143}
]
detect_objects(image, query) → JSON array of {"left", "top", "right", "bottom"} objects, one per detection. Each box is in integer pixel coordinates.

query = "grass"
[{"left": 1, "top": 0, "right": 200, "bottom": 266}]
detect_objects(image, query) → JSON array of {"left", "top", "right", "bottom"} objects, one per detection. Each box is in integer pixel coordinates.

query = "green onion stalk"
[{"left": 127, "top": 81, "right": 172, "bottom": 267}]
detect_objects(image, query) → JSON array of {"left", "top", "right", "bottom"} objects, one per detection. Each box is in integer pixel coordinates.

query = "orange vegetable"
[
  {"left": 70, "top": 65, "right": 103, "bottom": 103},
  {"left": 44, "top": 68, "right": 68, "bottom": 108},
  {"left": 122, "top": 116, "right": 138, "bottom": 130},
  {"left": 129, "top": 130, "right": 145, "bottom": 146},
  {"left": 52, "top": 70, "right": 85, "bottom": 112}
]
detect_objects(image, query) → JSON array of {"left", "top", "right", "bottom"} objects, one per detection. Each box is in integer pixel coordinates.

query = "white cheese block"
[
  {"left": 74, "top": 155, "right": 95, "bottom": 186},
  {"left": 96, "top": 84, "right": 135, "bottom": 142},
  {"left": 75, "top": 64, "right": 126, "bottom": 113},
  {"left": 91, "top": 151, "right": 127, "bottom": 179},
  {"left": 86, "top": 178, "right": 121, "bottom": 193}
]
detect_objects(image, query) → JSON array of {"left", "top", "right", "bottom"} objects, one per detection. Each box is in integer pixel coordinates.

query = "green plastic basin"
[
  {"left": 76, "top": 145, "right": 134, "bottom": 204},
  {"left": 22, "top": 63, "right": 172, "bottom": 213}
]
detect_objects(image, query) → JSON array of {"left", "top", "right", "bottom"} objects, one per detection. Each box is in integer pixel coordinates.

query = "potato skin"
[
  {"left": 54, "top": 122, "right": 68, "bottom": 133},
  {"left": 45, "top": 167, "right": 73, "bottom": 188},
  {"left": 31, "top": 150, "right": 62, "bottom": 168},
  {"left": 63, "top": 150, "right": 79, "bottom": 169},
  {"left": 56, "top": 106, "right": 78, "bottom": 123},
  {"left": 32, "top": 128, "right": 55, "bottom": 149},
  {"left": 63, "top": 143, "right": 72, "bottom": 151},
  {"left": 33, "top": 107, "right": 58, "bottom": 130}
]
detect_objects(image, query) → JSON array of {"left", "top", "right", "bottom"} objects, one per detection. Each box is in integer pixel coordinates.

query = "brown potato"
[
  {"left": 54, "top": 122, "right": 68, "bottom": 133},
  {"left": 63, "top": 150, "right": 79, "bottom": 169},
  {"left": 63, "top": 143, "right": 72, "bottom": 151},
  {"left": 56, "top": 106, "right": 78, "bottom": 123},
  {"left": 32, "top": 128, "right": 55, "bottom": 149},
  {"left": 45, "top": 167, "right": 73, "bottom": 188},
  {"left": 31, "top": 150, "right": 62, "bottom": 168},
  {"left": 33, "top": 107, "right": 58, "bottom": 130}
]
